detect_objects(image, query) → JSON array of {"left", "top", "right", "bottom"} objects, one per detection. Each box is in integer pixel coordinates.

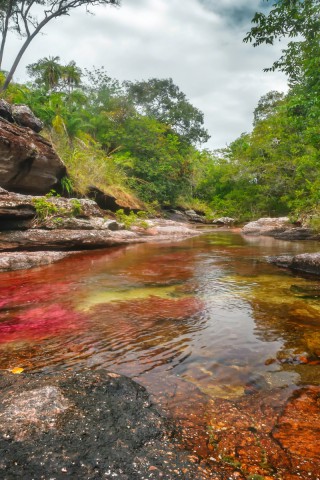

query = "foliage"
[
  {"left": 125, "top": 78, "right": 210, "bottom": 145},
  {"left": 32, "top": 196, "right": 59, "bottom": 221},
  {"left": 115, "top": 209, "right": 149, "bottom": 230}
]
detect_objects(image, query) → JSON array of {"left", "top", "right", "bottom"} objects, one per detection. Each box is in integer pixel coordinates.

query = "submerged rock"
[{"left": 0, "top": 370, "right": 215, "bottom": 479}]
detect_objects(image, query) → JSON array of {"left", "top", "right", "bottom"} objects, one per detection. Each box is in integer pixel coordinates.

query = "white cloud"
[{"left": 3, "top": 0, "right": 288, "bottom": 148}]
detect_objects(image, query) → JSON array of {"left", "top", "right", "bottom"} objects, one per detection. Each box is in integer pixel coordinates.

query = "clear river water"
[{"left": 1, "top": 230, "right": 320, "bottom": 476}]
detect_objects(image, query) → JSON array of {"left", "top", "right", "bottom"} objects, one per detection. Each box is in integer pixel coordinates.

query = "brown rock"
[{"left": 0, "top": 119, "right": 66, "bottom": 194}]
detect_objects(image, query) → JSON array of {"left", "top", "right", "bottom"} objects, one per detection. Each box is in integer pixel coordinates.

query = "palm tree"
[
  {"left": 62, "top": 61, "right": 82, "bottom": 93},
  {"left": 27, "top": 56, "right": 63, "bottom": 91}
]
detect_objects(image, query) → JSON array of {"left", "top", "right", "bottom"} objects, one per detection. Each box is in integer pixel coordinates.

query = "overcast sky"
[{"left": 4, "top": 0, "right": 288, "bottom": 149}]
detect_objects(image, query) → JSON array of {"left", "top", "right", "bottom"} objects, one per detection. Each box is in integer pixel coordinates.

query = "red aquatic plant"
[{"left": 0, "top": 304, "right": 86, "bottom": 344}]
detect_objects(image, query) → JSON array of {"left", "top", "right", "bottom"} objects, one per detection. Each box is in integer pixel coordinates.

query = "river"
[{"left": 1, "top": 230, "right": 319, "bottom": 477}]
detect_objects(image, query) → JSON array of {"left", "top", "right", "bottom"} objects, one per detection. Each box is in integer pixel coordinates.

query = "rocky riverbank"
[
  {"left": 0, "top": 187, "right": 199, "bottom": 271},
  {"left": 242, "top": 217, "right": 319, "bottom": 241},
  {"left": 0, "top": 369, "right": 214, "bottom": 480},
  {"left": 241, "top": 217, "right": 320, "bottom": 275}
]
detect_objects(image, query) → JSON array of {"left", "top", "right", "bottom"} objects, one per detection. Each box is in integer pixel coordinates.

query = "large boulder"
[
  {"left": 0, "top": 370, "right": 214, "bottom": 479},
  {"left": 242, "top": 217, "right": 291, "bottom": 235},
  {"left": 0, "top": 119, "right": 66, "bottom": 195}
]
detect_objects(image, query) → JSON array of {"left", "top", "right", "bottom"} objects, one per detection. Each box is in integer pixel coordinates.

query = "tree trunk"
[
  {"left": 1, "top": 13, "right": 56, "bottom": 91},
  {"left": 0, "top": 0, "right": 14, "bottom": 70}
]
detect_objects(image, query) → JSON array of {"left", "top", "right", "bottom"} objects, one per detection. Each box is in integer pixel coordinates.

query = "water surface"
[{"left": 1, "top": 231, "right": 320, "bottom": 473}]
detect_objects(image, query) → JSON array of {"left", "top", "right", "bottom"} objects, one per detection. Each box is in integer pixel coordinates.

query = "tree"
[
  {"left": 244, "top": 0, "right": 320, "bottom": 85},
  {"left": 27, "top": 55, "right": 63, "bottom": 90},
  {"left": 0, "top": 0, "right": 16, "bottom": 69},
  {"left": 253, "top": 90, "right": 285, "bottom": 125},
  {"left": 0, "top": 0, "right": 119, "bottom": 91},
  {"left": 62, "top": 60, "right": 82, "bottom": 93},
  {"left": 125, "top": 78, "right": 210, "bottom": 145}
]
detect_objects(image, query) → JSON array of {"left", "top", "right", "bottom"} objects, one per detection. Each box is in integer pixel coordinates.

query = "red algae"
[
  {"left": 0, "top": 232, "right": 320, "bottom": 478},
  {"left": 0, "top": 305, "right": 86, "bottom": 343}
]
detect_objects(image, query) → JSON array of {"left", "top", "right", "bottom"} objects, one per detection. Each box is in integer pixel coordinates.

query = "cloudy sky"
[{"left": 4, "top": 0, "right": 288, "bottom": 149}]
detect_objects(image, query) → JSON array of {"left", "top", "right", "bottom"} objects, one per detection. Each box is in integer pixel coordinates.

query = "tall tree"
[
  {"left": 27, "top": 55, "right": 63, "bottom": 90},
  {"left": 125, "top": 78, "right": 210, "bottom": 145},
  {"left": 62, "top": 60, "right": 82, "bottom": 93},
  {"left": 0, "top": 0, "right": 119, "bottom": 91}
]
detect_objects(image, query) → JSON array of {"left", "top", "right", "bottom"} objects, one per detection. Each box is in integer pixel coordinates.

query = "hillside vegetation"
[{"left": 1, "top": 35, "right": 319, "bottom": 223}]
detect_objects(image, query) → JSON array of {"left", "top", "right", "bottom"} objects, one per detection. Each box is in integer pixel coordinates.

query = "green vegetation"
[
  {"left": 32, "top": 196, "right": 60, "bottom": 221},
  {"left": 1, "top": 0, "right": 320, "bottom": 223},
  {"left": 115, "top": 209, "right": 149, "bottom": 230},
  {"left": 32, "top": 191, "right": 82, "bottom": 223}
]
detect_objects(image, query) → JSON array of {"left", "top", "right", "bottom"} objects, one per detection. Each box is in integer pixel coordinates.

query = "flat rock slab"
[
  {"left": 0, "top": 370, "right": 214, "bottom": 479},
  {"left": 0, "top": 251, "right": 73, "bottom": 271},
  {"left": 268, "top": 253, "right": 320, "bottom": 276}
]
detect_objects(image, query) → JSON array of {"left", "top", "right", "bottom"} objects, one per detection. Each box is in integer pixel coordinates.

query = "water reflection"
[{"left": 1, "top": 233, "right": 320, "bottom": 393}]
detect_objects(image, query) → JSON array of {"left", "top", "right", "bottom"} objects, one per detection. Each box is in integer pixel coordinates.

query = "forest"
[{"left": 1, "top": 0, "right": 319, "bottom": 223}]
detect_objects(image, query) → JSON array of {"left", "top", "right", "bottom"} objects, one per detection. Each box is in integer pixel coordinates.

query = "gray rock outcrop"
[
  {"left": 11, "top": 104, "right": 43, "bottom": 133},
  {"left": 268, "top": 253, "right": 320, "bottom": 276}
]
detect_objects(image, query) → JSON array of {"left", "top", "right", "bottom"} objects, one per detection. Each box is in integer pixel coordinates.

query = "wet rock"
[
  {"left": 242, "top": 217, "right": 291, "bottom": 236},
  {"left": 0, "top": 369, "right": 215, "bottom": 479},
  {"left": 0, "top": 251, "right": 72, "bottom": 272},
  {"left": 0, "top": 99, "right": 13, "bottom": 123},
  {"left": 11, "top": 104, "right": 43, "bottom": 133},
  {"left": 0, "top": 385, "right": 70, "bottom": 441},
  {"left": 273, "top": 386, "right": 320, "bottom": 476},
  {"left": 290, "top": 284, "right": 320, "bottom": 298},
  {"left": 206, "top": 386, "right": 320, "bottom": 479},
  {"left": 268, "top": 253, "right": 320, "bottom": 276},
  {"left": 0, "top": 119, "right": 66, "bottom": 194},
  {"left": 273, "top": 227, "right": 314, "bottom": 240}
]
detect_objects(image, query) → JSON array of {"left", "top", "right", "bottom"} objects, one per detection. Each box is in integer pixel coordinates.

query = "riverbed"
[{"left": 1, "top": 230, "right": 320, "bottom": 478}]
